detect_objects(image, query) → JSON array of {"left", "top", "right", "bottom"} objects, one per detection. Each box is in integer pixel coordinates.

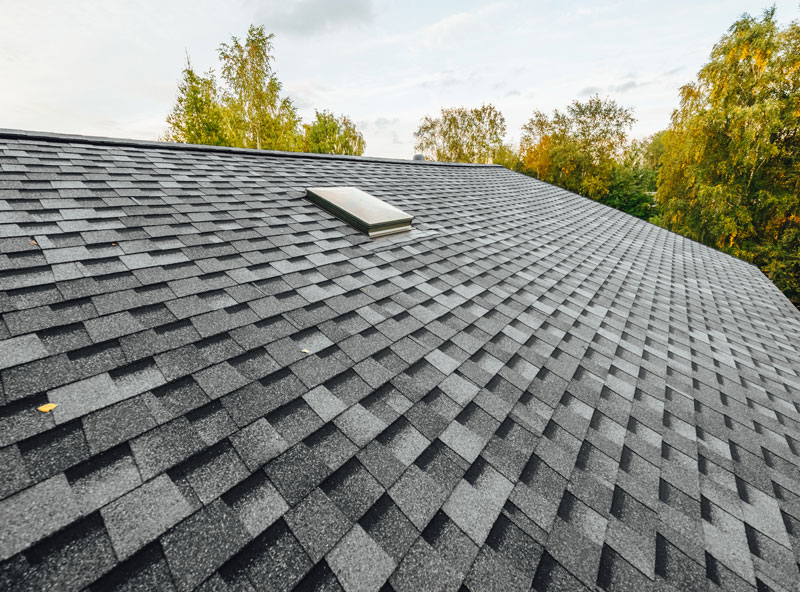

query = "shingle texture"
[{"left": 2, "top": 129, "right": 800, "bottom": 592}]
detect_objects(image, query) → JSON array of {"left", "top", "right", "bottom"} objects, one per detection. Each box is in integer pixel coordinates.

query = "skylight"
[{"left": 306, "top": 187, "right": 414, "bottom": 238}]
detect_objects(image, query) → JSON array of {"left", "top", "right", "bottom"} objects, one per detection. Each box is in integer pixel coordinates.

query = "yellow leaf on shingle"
[
  {"left": 301, "top": 348, "right": 311, "bottom": 354},
  {"left": 37, "top": 403, "right": 58, "bottom": 413}
]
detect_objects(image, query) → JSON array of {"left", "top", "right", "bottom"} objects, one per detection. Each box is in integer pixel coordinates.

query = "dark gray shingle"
[{"left": 1, "top": 130, "right": 799, "bottom": 592}]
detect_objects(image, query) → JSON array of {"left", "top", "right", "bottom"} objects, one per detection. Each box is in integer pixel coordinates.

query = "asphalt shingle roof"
[{"left": 1, "top": 129, "right": 800, "bottom": 592}]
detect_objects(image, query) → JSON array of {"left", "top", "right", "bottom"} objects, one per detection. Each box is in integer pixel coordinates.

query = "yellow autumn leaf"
[
  {"left": 37, "top": 403, "right": 58, "bottom": 413},
  {"left": 301, "top": 348, "right": 311, "bottom": 354}
]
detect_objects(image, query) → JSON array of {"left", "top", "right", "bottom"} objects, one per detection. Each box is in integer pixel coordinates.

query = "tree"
[
  {"left": 520, "top": 96, "right": 635, "bottom": 200},
  {"left": 414, "top": 104, "right": 506, "bottom": 163},
  {"left": 656, "top": 8, "right": 800, "bottom": 303},
  {"left": 162, "top": 61, "right": 230, "bottom": 146},
  {"left": 163, "top": 25, "right": 365, "bottom": 155},
  {"left": 493, "top": 143, "right": 528, "bottom": 174},
  {"left": 303, "top": 110, "right": 365, "bottom": 155},
  {"left": 217, "top": 26, "right": 302, "bottom": 151},
  {"left": 605, "top": 141, "right": 658, "bottom": 220}
]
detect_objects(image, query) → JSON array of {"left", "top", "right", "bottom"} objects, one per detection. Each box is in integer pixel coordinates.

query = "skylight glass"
[{"left": 306, "top": 187, "right": 414, "bottom": 238}]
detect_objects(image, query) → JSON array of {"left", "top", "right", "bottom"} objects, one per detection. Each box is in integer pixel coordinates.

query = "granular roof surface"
[{"left": 1, "top": 129, "right": 799, "bottom": 592}]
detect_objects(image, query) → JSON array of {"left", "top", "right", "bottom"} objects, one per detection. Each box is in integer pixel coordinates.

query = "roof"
[{"left": 1, "top": 129, "right": 799, "bottom": 592}]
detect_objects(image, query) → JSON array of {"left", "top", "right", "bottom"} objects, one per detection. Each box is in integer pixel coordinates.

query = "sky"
[{"left": 1, "top": 0, "right": 798, "bottom": 159}]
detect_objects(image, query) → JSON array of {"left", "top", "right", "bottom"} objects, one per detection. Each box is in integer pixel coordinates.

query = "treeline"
[
  {"left": 162, "top": 10, "right": 798, "bottom": 305},
  {"left": 414, "top": 98, "right": 662, "bottom": 222},
  {"left": 162, "top": 26, "right": 365, "bottom": 155},
  {"left": 413, "top": 9, "right": 799, "bottom": 305}
]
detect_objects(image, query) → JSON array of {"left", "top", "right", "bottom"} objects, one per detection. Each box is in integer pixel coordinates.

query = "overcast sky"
[{"left": 2, "top": 1, "right": 798, "bottom": 158}]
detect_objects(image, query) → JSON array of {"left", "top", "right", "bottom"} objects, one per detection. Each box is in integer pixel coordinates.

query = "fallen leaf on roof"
[
  {"left": 301, "top": 348, "right": 311, "bottom": 354},
  {"left": 30, "top": 240, "right": 37, "bottom": 245},
  {"left": 37, "top": 403, "right": 58, "bottom": 413}
]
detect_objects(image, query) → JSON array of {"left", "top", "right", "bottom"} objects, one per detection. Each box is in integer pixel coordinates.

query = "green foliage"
[
  {"left": 656, "top": 7, "right": 800, "bottom": 303},
  {"left": 163, "top": 25, "right": 364, "bottom": 155},
  {"left": 516, "top": 96, "right": 657, "bottom": 219},
  {"left": 414, "top": 104, "right": 506, "bottom": 163},
  {"left": 493, "top": 144, "right": 535, "bottom": 175},
  {"left": 162, "top": 62, "right": 230, "bottom": 146},
  {"left": 303, "top": 110, "right": 365, "bottom": 155},
  {"left": 520, "top": 96, "right": 636, "bottom": 200},
  {"left": 217, "top": 26, "right": 302, "bottom": 151},
  {"left": 606, "top": 164, "right": 657, "bottom": 220}
]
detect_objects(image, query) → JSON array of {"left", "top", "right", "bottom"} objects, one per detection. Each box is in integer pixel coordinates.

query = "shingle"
[
  {"left": 229, "top": 417, "right": 288, "bottom": 470},
  {"left": 109, "top": 358, "right": 166, "bottom": 399},
  {"left": 66, "top": 444, "right": 142, "bottom": 514},
  {"left": 160, "top": 499, "right": 250, "bottom": 592},
  {"left": 0, "top": 474, "right": 80, "bottom": 560},
  {"left": 285, "top": 488, "right": 351, "bottom": 562},
  {"left": 303, "top": 385, "right": 348, "bottom": 422},
  {"left": 306, "top": 423, "right": 359, "bottom": 472},
  {"left": 48, "top": 372, "right": 126, "bottom": 424},
  {"left": 388, "top": 537, "right": 461, "bottom": 592},
  {"left": 129, "top": 417, "right": 205, "bottom": 480},
  {"left": 0, "top": 513, "right": 117, "bottom": 592},
  {"left": 326, "top": 525, "right": 395, "bottom": 592},
  {"left": 228, "top": 346, "right": 280, "bottom": 380},
  {"left": 443, "top": 478, "right": 507, "bottom": 546},
  {"left": 357, "top": 440, "right": 406, "bottom": 489},
  {"left": 291, "top": 347, "right": 353, "bottom": 388},
  {"left": 37, "top": 322, "right": 92, "bottom": 355},
  {"left": 291, "top": 561, "right": 346, "bottom": 592},
  {"left": 389, "top": 464, "right": 447, "bottom": 530},
  {"left": 154, "top": 344, "right": 209, "bottom": 382},
  {"left": 147, "top": 375, "right": 209, "bottom": 423},
  {"left": 324, "top": 369, "right": 372, "bottom": 405},
  {"left": 101, "top": 474, "right": 193, "bottom": 559},
  {"left": 188, "top": 400, "right": 237, "bottom": 446},
  {"left": 353, "top": 357, "right": 395, "bottom": 389},
  {"left": 266, "top": 443, "right": 332, "bottom": 506},
  {"left": 0, "top": 444, "right": 30, "bottom": 500},
  {"left": 82, "top": 395, "right": 157, "bottom": 454},
  {"left": 4, "top": 297, "right": 97, "bottom": 336},
  {"left": 173, "top": 440, "right": 249, "bottom": 504},
  {"left": 221, "top": 368, "right": 306, "bottom": 427},
  {"left": 321, "top": 458, "right": 384, "bottom": 522},
  {"left": 18, "top": 420, "right": 90, "bottom": 481},
  {"left": 421, "top": 510, "right": 479, "bottom": 575},
  {"left": 119, "top": 319, "right": 200, "bottom": 361},
  {"left": 66, "top": 339, "right": 127, "bottom": 378},
  {"left": 359, "top": 493, "right": 419, "bottom": 562},
  {"left": 334, "top": 404, "right": 386, "bottom": 448},
  {"left": 3, "top": 132, "right": 800, "bottom": 592},
  {"left": 1, "top": 353, "right": 79, "bottom": 400},
  {"left": 268, "top": 398, "right": 325, "bottom": 445},
  {"left": 193, "top": 362, "right": 250, "bottom": 399},
  {"left": 437, "top": 372, "right": 480, "bottom": 407},
  {"left": 377, "top": 417, "right": 429, "bottom": 466},
  {"left": 84, "top": 312, "right": 142, "bottom": 342},
  {"left": 222, "top": 519, "right": 312, "bottom": 592},
  {"left": 0, "top": 333, "right": 48, "bottom": 370}
]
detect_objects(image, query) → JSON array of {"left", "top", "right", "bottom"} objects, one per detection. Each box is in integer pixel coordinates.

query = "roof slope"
[{"left": 1, "top": 130, "right": 799, "bottom": 592}]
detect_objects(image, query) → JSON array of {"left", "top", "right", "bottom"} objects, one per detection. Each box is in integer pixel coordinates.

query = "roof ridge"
[{"left": 0, "top": 128, "right": 499, "bottom": 168}]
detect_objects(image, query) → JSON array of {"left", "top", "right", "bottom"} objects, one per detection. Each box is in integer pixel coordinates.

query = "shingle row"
[{"left": 1, "top": 134, "right": 800, "bottom": 592}]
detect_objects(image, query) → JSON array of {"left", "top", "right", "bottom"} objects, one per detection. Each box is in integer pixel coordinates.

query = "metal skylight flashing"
[{"left": 306, "top": 186, "right": 414, "bottom": 238}]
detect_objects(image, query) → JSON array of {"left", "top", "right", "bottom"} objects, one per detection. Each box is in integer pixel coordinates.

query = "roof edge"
[{"left": 0, "top": 128, "right": 499, "bottom": 168}]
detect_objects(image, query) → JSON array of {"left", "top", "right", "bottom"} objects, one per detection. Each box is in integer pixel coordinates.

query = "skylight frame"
[{"left": 306, "top": 186, "right": 414, "bottom": 238}]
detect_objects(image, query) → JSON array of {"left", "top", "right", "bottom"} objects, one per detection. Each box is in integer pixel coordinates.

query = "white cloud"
[{"left": 251, "top": 0, "right": 375, "bottom": 35}]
